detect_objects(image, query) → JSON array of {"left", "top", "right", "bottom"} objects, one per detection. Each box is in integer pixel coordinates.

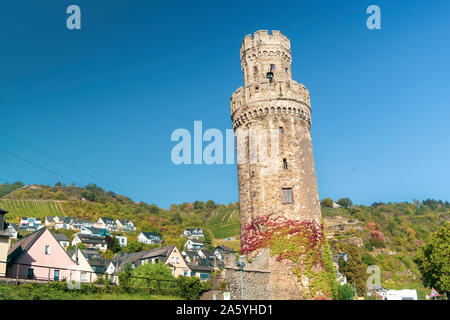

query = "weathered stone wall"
[{"left": 222, "top": 249, "right": 272, "bottom": 300}]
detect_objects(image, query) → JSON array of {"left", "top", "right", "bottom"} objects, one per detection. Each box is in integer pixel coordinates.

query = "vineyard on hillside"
[
  {"left": 206, "top": 207, "right": 240, "bottom": 239},
  {"left": 0, "top": 199, "right": 65, "bottom": 221}
]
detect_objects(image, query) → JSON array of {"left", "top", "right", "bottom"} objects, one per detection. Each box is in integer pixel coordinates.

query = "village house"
[
  {"left": 183, "top": 227, "right": 204, "bottom": 239},
  {"left": 6, "top": 227, "right": 79, "bottom": 282},
  {"left": 184, "top": 239, "right": 204, "bottom": 251},
  {"left": 137, "top": 231, "right": 162, "bottom": 245},
  {"left": 115, "top": 219, "right": 136, "bottom": 232},
  {"left": 115, "top": 235, "right": 127, "bottom": 247},
  {"left": 5, "top": 222, "right": 18, "bottom": 239},
  {"left": 68, "top": 249, "right": 106, "bottom": 283},
  {"left": 72, "top": 234, "right": 108, "bottom": 252},
  {"left": 19, "top": 217, "right": 42, "bottom": 231},
  {"left": 80, "top": 226, "right": 110, "bottom": 237},
  {"left": 0, "top": 209, "right": 12, "bottom": 277},
  {"left": 186, "top": 262, "right": 213, "bottom": 282},
  {"left": 45, "top": 216, "right": 74, "bottom": 230},
  {"left": 52, "top": 233, "right": 70, "bottom": 250},
  {"left": 106, "top": 245, "right": 189, "bottom": 284},
  {"left": 70, "top": 219, "right": 93, "bottom": 231},
  {"left": 94, "top": 217, "right": 118, "bottom": 232}
]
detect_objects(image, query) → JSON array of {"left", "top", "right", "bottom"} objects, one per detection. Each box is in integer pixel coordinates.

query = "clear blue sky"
[{"left": 1, "top": 0, "right": 449, "bottom": 209}]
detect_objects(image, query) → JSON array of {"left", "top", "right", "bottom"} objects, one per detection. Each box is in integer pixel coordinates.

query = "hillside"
[{"left": 1, "top": 182, "right": 448, "bottom": 297}]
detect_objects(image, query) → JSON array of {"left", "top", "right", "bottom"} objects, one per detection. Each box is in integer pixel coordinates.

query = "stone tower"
[{"left": 230, "top": 30, "right": 322, "bottom": 249}]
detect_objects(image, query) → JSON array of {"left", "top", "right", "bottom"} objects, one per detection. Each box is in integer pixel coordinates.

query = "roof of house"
[
  {"left": 76, "top": 234, "right": 107, "bottom": 245},
  {"left": 52, "top": 233, "right": 69, "bottom": 242},
  {"left": 110, "top": 246, "right": 176, "bottom": 274},
  {"left": 183, "top": 250, "right": 199, "bottom": 262},
  {"left": 84, "top": 226, "right": 108, "bottom": 235},
  {"left": 7, "top": 228, "right": 47, "bottom": 263},
  {"left": 141, "top": 231, "right": 161, "bottom": 239},
  {"left": 185, "top": 227, "right": 203, "bottom": 233},
  {"left": 215, "top": 245, "right": 235, "bottom": 253},
  {"left": 100, "top": 217, "right": 115, "bottom": 224},
  {"left": 187, "top": 262, "right": 214, "bottom": 272},
  {"left": 20, "top": 217, "right": 41, "bottom": 221},
  {"left": 140, "top": 245, "right": 176, "bottom": 261},
  {"left": 117, "top": 218, "right": 132, "bottom": 224}
]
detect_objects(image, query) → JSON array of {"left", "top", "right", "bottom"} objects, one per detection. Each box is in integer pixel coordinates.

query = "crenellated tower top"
[{"left": 240, "top": 30, "right": 292, "bottom": 87}]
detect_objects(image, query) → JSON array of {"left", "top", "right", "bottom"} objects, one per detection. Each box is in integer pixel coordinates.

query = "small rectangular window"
[
  {"left": 279, "top": 127, "right": 284, "bottom": 134},
  {"left": 270, "top": 64, "right": 275, "bottom": 70},
  {"left": 283, "top": 159, "right": 288, "bottom": 169},
  {"left": 45, "top": 245, "right": 50, "bottom": 255},
  {"left": 282, "top": 188, "right": 293, "bottom": 204}
]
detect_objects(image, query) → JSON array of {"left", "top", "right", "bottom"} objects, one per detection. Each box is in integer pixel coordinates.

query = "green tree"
[
  {"left": 320, "top": 198, "right": 334, "bottom": 208},
  {"left": 131, "top": 261, "right": 175, "bottom": 294},
  {"left": 414, "top": 223, "right": 450, "bottom": 297},
  {"left": 107, "top": 236, "right": 121, "bottom": 254},
  {"left": 205, "top": 200, "right": 216, "bottom": 209},
  {"left": 177, "top": 276, "right": 208, "bottom": 300},
  {"left": 339, "top": 245, "right": 367, "bottom": 296},
  {"left": 338, "top": 283, "right": 355, "bottom": 300},
  {"left": 337, "top": 198, "right": 353, "bottom": 209}
]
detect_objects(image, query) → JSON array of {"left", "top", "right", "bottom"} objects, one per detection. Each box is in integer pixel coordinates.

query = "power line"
[
  {"left": 0, "top": 130, "right": 127, "bottom": 195},
  {"left": 0, "top": 147, "right": 81, "bottom": 186}
]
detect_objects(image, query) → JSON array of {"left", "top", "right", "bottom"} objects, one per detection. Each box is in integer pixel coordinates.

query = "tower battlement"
[{"left": 241, "top": 30, "right": 291, "bottom": 53}]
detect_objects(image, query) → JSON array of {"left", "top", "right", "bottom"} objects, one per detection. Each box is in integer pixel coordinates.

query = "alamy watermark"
[{"left": 170, "top": 121, "right": 280, "bottom": 175}]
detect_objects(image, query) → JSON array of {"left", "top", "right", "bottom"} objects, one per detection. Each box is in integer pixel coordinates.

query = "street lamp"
[{"left": 236, "top": 256, "right": 246, "bottom": 300}]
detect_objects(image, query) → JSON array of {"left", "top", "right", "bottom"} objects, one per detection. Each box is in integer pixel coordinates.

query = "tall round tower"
[{"left": 230, "top": 30, "right": 322, "bottom": 249}]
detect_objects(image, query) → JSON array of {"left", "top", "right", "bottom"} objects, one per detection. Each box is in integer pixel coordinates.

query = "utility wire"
[
  {"left": 0, "top": 147, "right": 80, "bottom": 186},
  {"left": 0, "top": 130, "right": 127, "bottom": 195}
]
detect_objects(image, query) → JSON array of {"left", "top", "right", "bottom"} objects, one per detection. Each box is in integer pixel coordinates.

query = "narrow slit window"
[
  {"left": 282, "top": 188, "right": 293, "bottom": 204},
  {"left": 270, "top": 64, "right": 275, "bottom": 70},
  {"left": 279, "top": 127, "right": 284, "bottom": 134},
  {"left": 283, "top": 158, "right": 288, "bottom": 169}
]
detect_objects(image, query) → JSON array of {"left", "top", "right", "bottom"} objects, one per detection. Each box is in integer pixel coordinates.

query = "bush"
[
  {"left": 177, "top": 276, "right": 209, "bottom": 300},
  {"left": 320, "top": 198, "right": 334, "bottom": 208},
  {"left": 338, "top": 284, "right": 355, "bottom": 300}
]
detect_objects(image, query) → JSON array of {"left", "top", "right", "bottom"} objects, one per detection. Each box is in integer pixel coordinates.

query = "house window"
[
  {"left": 253, "top": 66, "right": 258, "bottom": 73},
  {"left": 171, "top": 257, "right": 175, "bottom": 264},
  {"left": 283, "top": 158, "right": 288, "bottom": 169},
  {"left": 45, "top": 245, "right": 51, "bottom": 255},
  {"left": 27, "top": 268, "right": 34, "bottom": 279},
  {"left": 176, "top": 257, "right": 180, "bottom": 264},
  {"left": 270, "top": 64, "right": 275, "bottom": 70},
  {"left": 279, "top": 127, "right": 284, "bottom": 134},
  {"left": 184, "top": 271, "right": 188, "bottom": 277},
  {"left": 54, "top": 270, "right": 60, "bottom": 281},
  {"left": 282, "top": 188, "right": 293, "bottom": 204}
]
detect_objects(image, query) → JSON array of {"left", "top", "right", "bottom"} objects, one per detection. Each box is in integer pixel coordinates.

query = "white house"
[
  {"left": 115, "top": 219, "right": 136, "bottom": 232},
  {"left": 72, "top": 234, "right": 108, "bottom": 252},
  {"left": 184, "top": 239, "right": 204, "bottom": 250},
  {"left": 5, "top": 223, "right": 18, "bottom": 239},
  {"left": 94, "top": 217, "right": 118, "bottom": 231},
  {"left": 115, "top": 235, "right": 127, "bottom": 247},
  {"left": 183, "top": 228, "right": 204, "bottom": 239},
  {"left": 137, "top": 232, "right": 162, "bottom": 245},
  {"left": 19, "top": 217, "right": 42, "bottom": 231}
]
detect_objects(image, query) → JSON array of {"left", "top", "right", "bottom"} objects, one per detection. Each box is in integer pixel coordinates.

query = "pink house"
[{"left": 7, "top": 227, "right": 79, "bottom": 282}]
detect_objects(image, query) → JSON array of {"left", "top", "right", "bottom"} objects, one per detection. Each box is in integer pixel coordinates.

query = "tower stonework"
[{"left": 230, "top": 30, "right": 322, "bottom": 246}]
